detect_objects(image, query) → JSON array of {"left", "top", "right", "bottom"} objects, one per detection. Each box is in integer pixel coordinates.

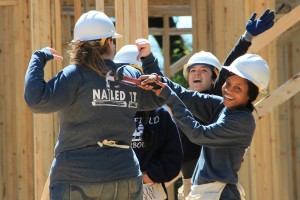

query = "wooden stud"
[
  {"left": 249, "top": 5, "right": 300, "bottom": 53},
  {"left": 254, "top": 72, "right": 300, "bottom": 119},
  {"left": 0, "top": 1, "right": 17, "bottom": 6},
  {"left": 95, "top": 0, "right": 105, "bottom": 11},
  {"left": 74, "top": 0, "right": 81, "bottom": 21}
]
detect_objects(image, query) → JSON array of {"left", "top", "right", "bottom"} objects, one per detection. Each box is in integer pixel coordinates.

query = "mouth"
[
  {"left": 193, "top": 78, "right": 202, "bottom": 83},
  {"left": 224, "top": 94, "right": 234, "bottom": 100}
]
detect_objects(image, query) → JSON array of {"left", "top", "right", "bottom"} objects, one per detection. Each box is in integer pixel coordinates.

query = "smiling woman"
[{"left": 138, "top": 53, "right": 270, "bottom": 200}]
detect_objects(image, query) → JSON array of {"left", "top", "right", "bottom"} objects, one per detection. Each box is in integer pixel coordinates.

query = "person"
[
  {"left": 178, "top": 8, "right": 275, "bottom": 199},
  {"left": 139, "top": 53, "right": 270, "bottom": 200},
  {"left": 24, "top": 10, "right": 165, "bottom": 200},
  {"left": 114, "top": 44, "right": 183, "bottom": 200},
  {"left": 132, "top": 9, "right": 275, "bottom": 199}
]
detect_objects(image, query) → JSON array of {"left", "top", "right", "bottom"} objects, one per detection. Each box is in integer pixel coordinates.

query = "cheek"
[{"left": 237, "top": 92, "right": 250, "bottom": 104}]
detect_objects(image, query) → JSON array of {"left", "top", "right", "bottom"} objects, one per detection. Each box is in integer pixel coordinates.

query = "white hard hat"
[
  {"left": 114, "top": 45, "right": 142, "bottom": 66},
  {"left": 72, "top": 10, "right": 122, "bottom": 42},
  {"left": 183, "top": 51, "right": 221, "bottom": 80},
  {"left": 222, "top": 54, "right": 270, "bottom": 92}
]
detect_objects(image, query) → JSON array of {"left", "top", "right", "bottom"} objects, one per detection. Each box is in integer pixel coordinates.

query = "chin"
[{"left": 223, "top": 100, "right": 232, "bottom": 109}]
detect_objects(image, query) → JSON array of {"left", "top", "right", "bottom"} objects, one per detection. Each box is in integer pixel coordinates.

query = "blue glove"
[{"left": 246, "top": 8, "right": 275, "bottom": 36}]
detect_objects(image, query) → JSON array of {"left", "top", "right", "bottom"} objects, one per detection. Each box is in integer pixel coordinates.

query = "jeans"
[{"left": 50, "top": 176, "right": 143, "bottom": 200}]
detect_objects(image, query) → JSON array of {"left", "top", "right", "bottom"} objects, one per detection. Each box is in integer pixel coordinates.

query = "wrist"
[
  {"left": 151, "top": 73, "right": 161, "bottom": 81},
  {"left": 242, "top": 30, "right": 254, "bottom": 42}
]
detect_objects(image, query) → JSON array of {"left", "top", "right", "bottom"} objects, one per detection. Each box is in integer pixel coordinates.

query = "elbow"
[{"left": 24, "top": 95, "right": 46, "bottom": 114}]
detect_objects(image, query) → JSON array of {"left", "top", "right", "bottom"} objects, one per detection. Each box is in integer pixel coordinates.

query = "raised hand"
[
  {"left": 135, "top": 38, "right": 151, "bottom": 60},
  {"left": 46, "top": 47, "right": 63, "bottom": 61},
  {"left": 246, "top": 8, "right": 275, "bottom": 36}
]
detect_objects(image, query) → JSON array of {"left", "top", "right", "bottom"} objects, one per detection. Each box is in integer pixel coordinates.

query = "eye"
[
  {"left": 225, "top": 80, "right": 230, "bottom": 87},
  {"left": 234, "top": 86, "right": 241, "bottom": 92}
]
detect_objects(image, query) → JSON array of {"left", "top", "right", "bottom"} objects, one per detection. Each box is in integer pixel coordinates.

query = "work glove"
[{"left": 246, "top": 8, "right": 275, "bottom": 36}]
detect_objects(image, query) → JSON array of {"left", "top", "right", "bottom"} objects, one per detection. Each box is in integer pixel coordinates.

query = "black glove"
[{"left": 246, "top": 8, "right": 275, "bottom": 36}]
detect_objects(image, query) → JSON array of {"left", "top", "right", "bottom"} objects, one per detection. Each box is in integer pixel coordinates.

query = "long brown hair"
[{"left": 68, "top": 37, "right": 113, "bottom": 78}]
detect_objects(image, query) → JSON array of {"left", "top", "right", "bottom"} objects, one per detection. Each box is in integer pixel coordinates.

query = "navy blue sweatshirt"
[
  {"left": 159, "top": 81, "right": 255, "bottom": 186},
  {"left": 24, "top": 48, "right": 165, "bottom": 185},
  {"left": 181, "top": 36, "right": 252, "bottom": 179},
  {"left": 132, "top": 106, "right": 182, "bottom": 184}
]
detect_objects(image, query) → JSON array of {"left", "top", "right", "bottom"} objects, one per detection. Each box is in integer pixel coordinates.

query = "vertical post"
[{"left": 115, "top": 0, "right": 148, "bottom": 50}]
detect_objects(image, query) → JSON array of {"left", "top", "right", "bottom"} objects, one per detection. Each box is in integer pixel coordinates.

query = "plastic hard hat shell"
[
  {"left": 183, "top": 51, "right": 221, "bottom": 80},
  {"left": 222, "top": 54, "right": 270, "bottom": 92},
  {"left": 114, "top": 45, "right": 142, "bottom": 67},
  {"left": 73, "top": 10, "right": 122, "bottom": 42}
]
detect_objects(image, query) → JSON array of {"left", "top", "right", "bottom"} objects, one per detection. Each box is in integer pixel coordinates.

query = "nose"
[
  {"left": 224, "top": 85, "right": 233, "bottom": 94},
  {"left": 193, "top": 71, "right": 200, "bottom": 76}
]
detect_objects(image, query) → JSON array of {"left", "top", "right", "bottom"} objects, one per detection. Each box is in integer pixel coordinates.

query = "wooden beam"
[
  {"left": 254, "top": 71, "right": 300, "bottom": 120},
  {"left": 163, "top": 15, "right": 171, "bottom": 77},
  {"left": 74, "top": 0, "right": 81, "bottom": 22},
  {"left": 95, "top": 0, "right": 104, "bottom": 11},
  {"left": 149, "top": 27, "right": 192, "bottom": 36},
  {"left": 40, "top": 177, "right": 50, "bottom": 200},
  {"left": 249, "top": 5, "right": 300, "bottom": 53},
  {"left": 148, "top": 5, "right": 190, "bottom": 16},
  {"left": 0, "top": 1, "right": 17, "bottom": 6},
  {"left": 170, "top": 51, "right": 194, "bottom": 76},
  {"left": 115, "top": 0, "right": 148, "bottom": 49},
  {"left": 191, "top": 0, "right": 208, "bottom": 52}
]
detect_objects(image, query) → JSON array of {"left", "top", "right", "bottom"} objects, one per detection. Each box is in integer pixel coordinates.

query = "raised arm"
[{"left": 213, "top": 8, "right": 275, "bottom": 96}]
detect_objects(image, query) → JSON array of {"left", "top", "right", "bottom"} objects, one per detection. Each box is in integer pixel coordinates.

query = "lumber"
[
  {"left": 41, "top": 176, "right": 50, "bottom": 200},
  {"left": 74, "top": 0, "right": 81, "bottom": 21},
  {"left": 254, "top": 71, "right": 300, "bottom": 119},
  {"left": 170, "top": 52, "right": 194, "bottom": 76},
  {"left": 95, "top": 0, "right": 104, "bottom": 11},
  {"left": 0, "top": 1, "right": 17, "bottom": 6},
  {"left": 249, "top": 5, "right": 300, "bottom": 53}
]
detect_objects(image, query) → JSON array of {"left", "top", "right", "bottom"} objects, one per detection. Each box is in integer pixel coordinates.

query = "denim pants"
[{"left": 50, "top": 176, "right": 143, "bottom": 200}]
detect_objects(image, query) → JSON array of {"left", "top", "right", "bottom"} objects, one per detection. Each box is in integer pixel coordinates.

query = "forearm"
[{"left": 141, "top": 53, "right": 163, "bottom": 76}]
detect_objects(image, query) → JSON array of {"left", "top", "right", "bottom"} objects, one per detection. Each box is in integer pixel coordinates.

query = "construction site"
[{"left": 1, "top": 0, "right": 300, "bottom": 199}]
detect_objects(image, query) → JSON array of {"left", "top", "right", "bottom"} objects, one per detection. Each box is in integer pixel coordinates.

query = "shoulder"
[
  {"left": 226, "top": 108, "right": 256, "bottom": 129},
  {"left": 122, "top": 64, "right": 142, "bottom": 78},
  {"left": 62, "top": 64, "right": 82, "bottom": 76}
]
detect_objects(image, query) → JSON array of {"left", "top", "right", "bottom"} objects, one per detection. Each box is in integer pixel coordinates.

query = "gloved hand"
[{"left": 246, "top": 8, "right": 275, "bottom": 36}]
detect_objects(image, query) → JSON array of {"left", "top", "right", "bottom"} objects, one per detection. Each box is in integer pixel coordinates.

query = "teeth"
[{"left": 224, "top": 95, "right": 233, "bottom": 100}]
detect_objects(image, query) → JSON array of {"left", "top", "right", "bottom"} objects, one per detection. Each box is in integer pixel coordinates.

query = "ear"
[{"left": 211, "top": 78, "right": 217, "bottom": 85}]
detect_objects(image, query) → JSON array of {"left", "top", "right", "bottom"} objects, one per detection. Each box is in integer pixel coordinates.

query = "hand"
[
  {"left": 46, "top": 47, "right": 63, "bottom": 61},
  {"left": 139, "top": 74, "right": 158, "bottom": 85},
  {"left": 138, "top": 74, "right": 158, "bottom": 91},
  {"left": 245, "top": 8, "right": 275, "bottom": 36},
  {"left": 152, "top": 81, "right": 167, "bottom": 96},
  {"left": 142, "top": 173, "right": 154, "bottom": 184},
  {"left": 135, "top": 38, "right": 151, "bottom": 60}
]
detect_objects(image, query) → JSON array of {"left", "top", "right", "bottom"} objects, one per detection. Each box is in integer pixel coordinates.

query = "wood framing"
[
  {"left": 254, "top": 72, "right": 300, "bottom": 119},
  {"left": 249, "top": 5, "right": 300, "bottom": 53},
  {"left": 1, "top": 1, "right": 300, "bottom": 200}
]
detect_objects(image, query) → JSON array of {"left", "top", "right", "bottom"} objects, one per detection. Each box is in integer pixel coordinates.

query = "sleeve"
[
  {"left": 24, "top": 48, "right": 80, "bottom": 113},
  {"left": 141, "top": 53, "right": 164, "bottom": 76},
  {"left": 147, "top": 107, "right": 183, "bottom": 183},
  {"left": 162, "top": 77, "right": 222, "bottom": 124},
  {"left": 138, "top": 89, "right": 166, "bottom": 111},
  {"left": 160, "top": 86, "right": 255, "bottom": 148},
  {"left": 121, "top": 64, "right": 166, "bottom": 111},
  {"left": 212, "top": 36, "right": 252, "bottom": 96}
]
